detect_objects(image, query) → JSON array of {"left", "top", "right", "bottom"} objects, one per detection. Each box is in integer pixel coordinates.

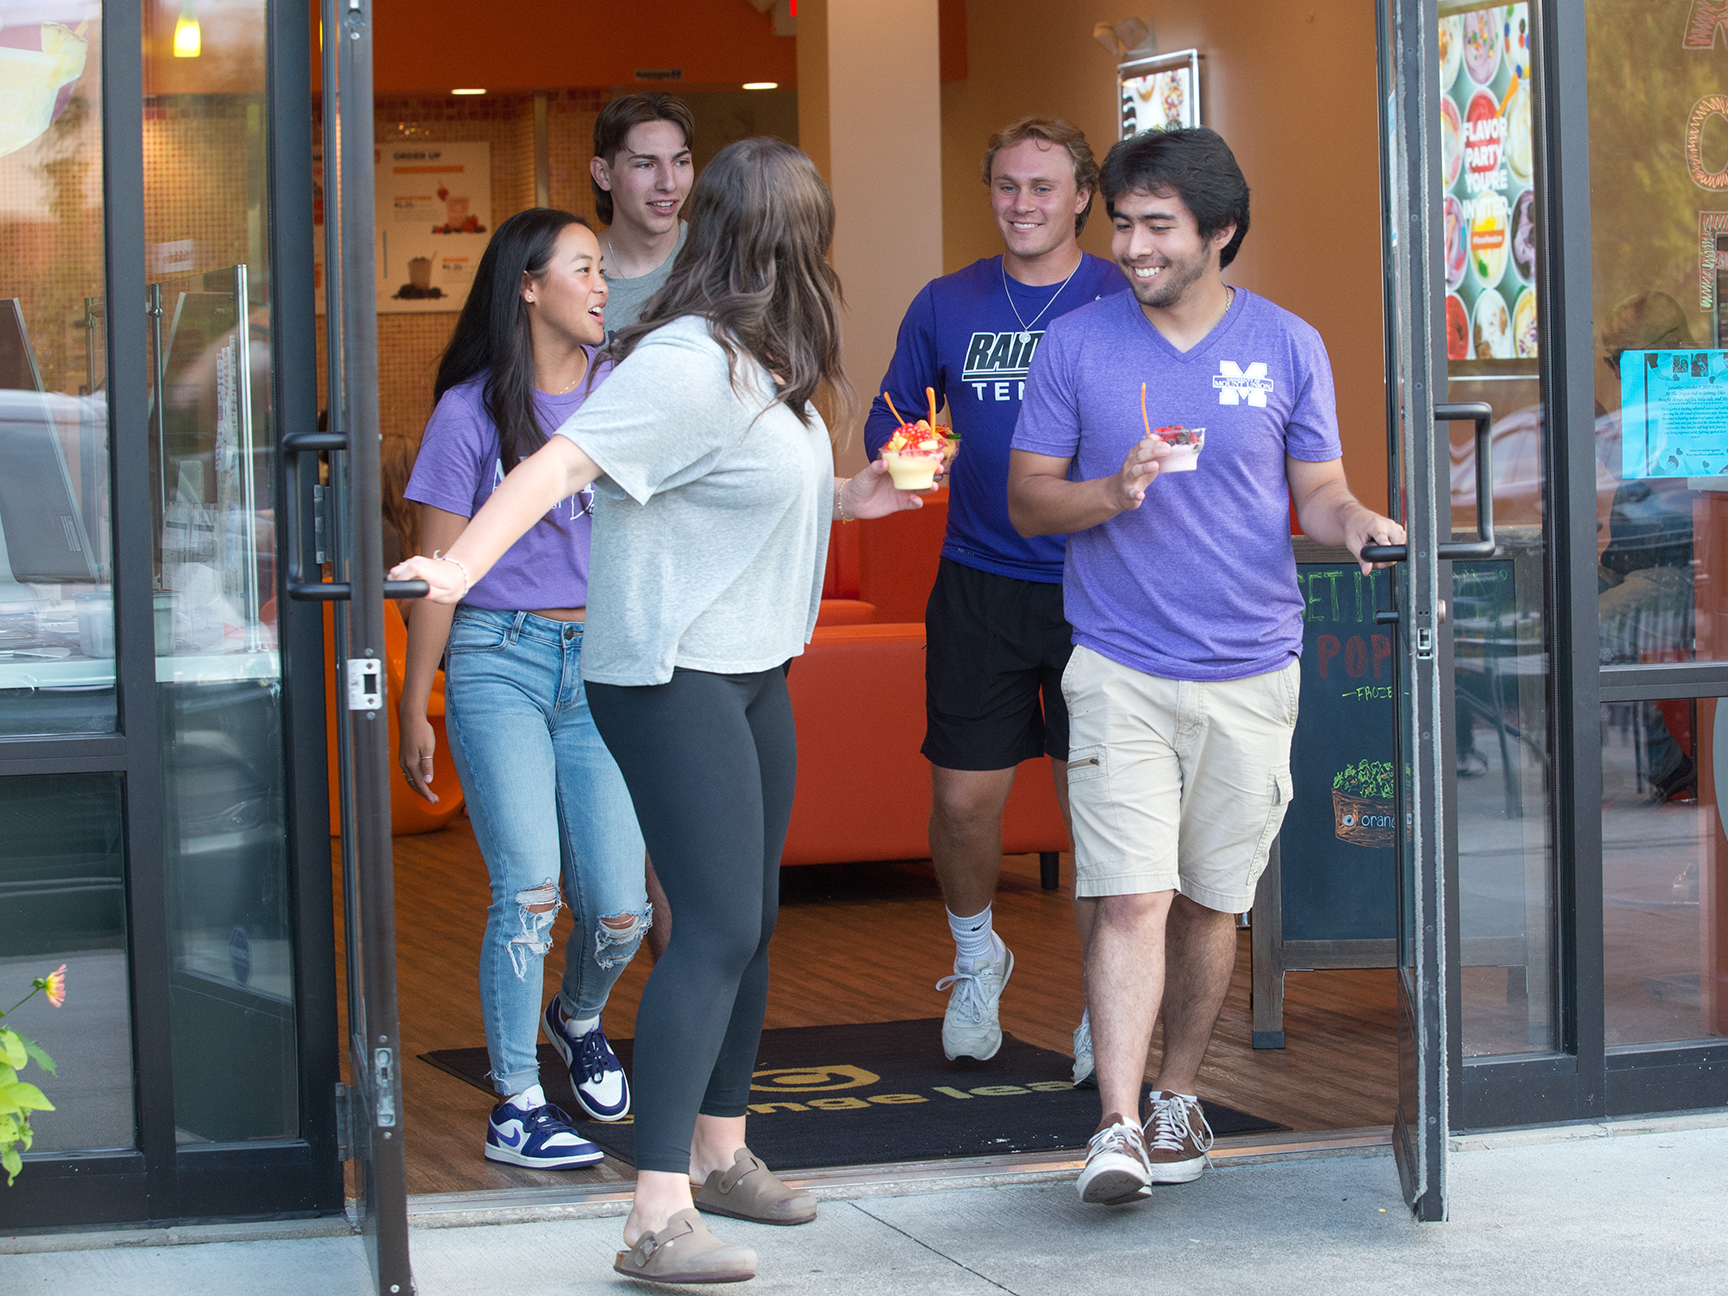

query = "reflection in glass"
[
  {"left": 144, "top": 0, "right": 296, "bottom": 1141},
  {"left": 1442, "top": 0, "right": 1556, "bottom": 1057},
  {"left": 0, "top": 774, "right": 135, "bottom": 1153},
  {"left": 0, "top": 2, "right": 115, "bottom": 735},
  {"left": 1603, "top": 698, "right": 1728, "bottom": 1047},
  {"left": 1586, "top": 0, "right": 1725, "bottom": 662}
]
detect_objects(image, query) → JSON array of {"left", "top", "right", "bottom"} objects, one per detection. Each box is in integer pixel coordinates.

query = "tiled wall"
[{"left": 313, "top": 90, "right": 604, "bottom": 445}]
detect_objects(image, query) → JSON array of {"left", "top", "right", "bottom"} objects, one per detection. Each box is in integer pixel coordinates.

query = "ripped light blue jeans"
[{"left": 444, "top": 607, "right": 649, "bottom": 1097}]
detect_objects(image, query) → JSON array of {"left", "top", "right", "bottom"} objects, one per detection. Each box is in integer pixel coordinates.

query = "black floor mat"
[{"left": 421, "top": 1018, "right": 1284, "bottom": 1170}]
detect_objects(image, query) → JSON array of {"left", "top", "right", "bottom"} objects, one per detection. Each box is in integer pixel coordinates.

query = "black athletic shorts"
[{"left": 922, "top": 557, "right": 1073, "bottom": 770}]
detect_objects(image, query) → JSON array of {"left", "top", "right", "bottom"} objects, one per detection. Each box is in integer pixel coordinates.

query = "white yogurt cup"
[{"left": 1156, "top": 428, "right": 1205, "bottom": 473}]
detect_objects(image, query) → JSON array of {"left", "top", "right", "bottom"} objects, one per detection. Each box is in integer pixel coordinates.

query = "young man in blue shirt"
[
  {"left": 1009, "top": 128, "right": 1402, "bottom": 1204},
  {"left": 864, "top": 119, "right": 1127, "bottom": 1066}
]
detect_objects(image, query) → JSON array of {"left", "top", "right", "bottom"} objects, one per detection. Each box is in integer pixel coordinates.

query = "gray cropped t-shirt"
[{"left": 553, "top": 315, "right": 834, "bottom": 687}]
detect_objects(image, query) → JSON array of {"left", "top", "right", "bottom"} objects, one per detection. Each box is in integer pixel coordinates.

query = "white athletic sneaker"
[
  {"left": 1076, "top": 1116, "right": 1151, "bottom": 1204},
  {"left": 1072, "top": 1010, "right": 1095, "bottom": 1089},
  {"left": 935, "top": 937, "right": 1014, "bottom": 1061},
  {"left": 1143, "top": 1091, "right": 1214, "bottom": 1184}
]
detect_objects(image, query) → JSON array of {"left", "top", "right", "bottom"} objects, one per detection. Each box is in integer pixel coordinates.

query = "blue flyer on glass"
[{"left": 1621, "top": 349, "right": 1728, "bottom": 479}]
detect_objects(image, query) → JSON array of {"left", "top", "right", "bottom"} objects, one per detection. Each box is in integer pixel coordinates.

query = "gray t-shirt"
[
  {"left": 554, "top": 314, "right": 834, "bottom": 686},
  {"left": 602, "top": 222, "right": 688, "bottom": 335}
]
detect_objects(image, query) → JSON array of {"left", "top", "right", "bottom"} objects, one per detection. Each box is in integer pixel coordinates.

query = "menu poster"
[
  {"left": 375, "top": 142, "right": 492, "bottom": 315},
  {"left": 1119, "top": 50, "right": 1201, "bottom": 140},
  {"left": 1621, "top": 349, "right": 1728, "bottom": 480},
  {"left": 1439, "top": 2, "right": 1537, "bottom": 368}
]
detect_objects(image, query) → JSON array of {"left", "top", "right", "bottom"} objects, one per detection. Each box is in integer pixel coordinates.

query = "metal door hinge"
[
  {"left": 374, "top": 1048, "right": 397, "bottom": 1127},
  {"left": 312, "top": 484, "right": 327, "bottom": 564},
  {"left": 347, "top": 657, "right": 382, "bottom": 711},
  {"left": 334, "top": 1082, "right": 352, "bottom": 1160}
]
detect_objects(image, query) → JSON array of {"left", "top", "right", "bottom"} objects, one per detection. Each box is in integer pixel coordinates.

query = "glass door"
[
  {"left": 1376, "top": 0, "right": 1465, "bottom": 1220},
  {"left": 289, "top": 0, "right": 416, "bottom": 1289}
]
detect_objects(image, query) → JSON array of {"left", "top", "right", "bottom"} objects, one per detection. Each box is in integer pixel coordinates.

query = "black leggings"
[{"left": 585, "top": 665, "right": 796, "bottom": 1175}]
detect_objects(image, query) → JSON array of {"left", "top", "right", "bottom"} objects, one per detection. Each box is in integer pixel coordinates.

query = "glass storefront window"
[
  {"left": 1587, "top": 0, "right": 1726, "bottom": 663},
  {"left": 144, "top": 0, "right": 297, "bottom": 1142},
  {"left": 1603, "top": 697, "right": 1728, "bottom": 1047},
  {"left": 1443, "top": 0, "right": 1558, "bottom": 1057},
  {"left": 0, "top": 2, "right": 115, "bottom": 736},
  {"left": 0, "top": 774, "right": 135, "bottom": 1153}
]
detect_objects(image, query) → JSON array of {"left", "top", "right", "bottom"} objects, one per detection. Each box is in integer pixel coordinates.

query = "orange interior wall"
[
  {"left": 344, "top": 0, "right": 796, "bottom": 94},
  {"left": 940, "top": 0, "right": 1389, "bottom": 507}
]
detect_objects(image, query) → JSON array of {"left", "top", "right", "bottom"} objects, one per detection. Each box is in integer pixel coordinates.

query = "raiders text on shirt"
[{"left": 961, "top": 330, "right": 1042, "bottom": 402}]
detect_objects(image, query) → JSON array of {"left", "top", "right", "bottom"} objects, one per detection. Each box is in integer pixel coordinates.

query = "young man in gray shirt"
[{"left": 590, "top": 93, "right": 694, "bottom": 334}]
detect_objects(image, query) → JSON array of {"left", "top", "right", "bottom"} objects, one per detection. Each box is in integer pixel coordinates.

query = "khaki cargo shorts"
[{"left": 1061, "top": 644, "right": 1298, "bottom": 913}]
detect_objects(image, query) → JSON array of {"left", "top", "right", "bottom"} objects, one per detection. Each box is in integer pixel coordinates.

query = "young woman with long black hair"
[
  {"left": 397, "top": 207, "right": 649, "bottom": 1171},
  {"left": 393, "top": 138, "right": 932, "bottom": 1283}
]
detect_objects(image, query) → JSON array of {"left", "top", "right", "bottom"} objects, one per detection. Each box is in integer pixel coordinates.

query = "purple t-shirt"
[
  {"left": 1011, "top": 288, "right": 1343, "bottom": 681},
  {"left": 404, "top": 354, "right": 610, "bottom": 610}
]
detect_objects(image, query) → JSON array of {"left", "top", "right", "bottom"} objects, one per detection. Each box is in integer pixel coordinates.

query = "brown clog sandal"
[
  {"left": 613, "top": 1208, "right": 757, "bottom": 1284},
  {"left": 692, "top": 1148, "right": 818, "bottom": 1226}
]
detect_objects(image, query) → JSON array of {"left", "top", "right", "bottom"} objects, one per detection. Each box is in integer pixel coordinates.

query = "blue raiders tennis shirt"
[{"left": 863, "top": 253, "right": 1127, "bottom": 583}]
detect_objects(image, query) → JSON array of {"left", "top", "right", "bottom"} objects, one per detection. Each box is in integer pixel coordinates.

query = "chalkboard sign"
[
  {"left": 1282, "top": 562, "right": 1398, "bottom": 944},
  {"left": 1279, "top": 556, "right": 1519, "bottom": 950}
]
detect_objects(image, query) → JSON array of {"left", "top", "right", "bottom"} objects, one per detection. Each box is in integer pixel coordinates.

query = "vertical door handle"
[
  {"left": 282, "top": 430, "right": 428, "bottom": 601},
  {"left": 1358, "top": 402, "right": 1498, "bottom": 564}
]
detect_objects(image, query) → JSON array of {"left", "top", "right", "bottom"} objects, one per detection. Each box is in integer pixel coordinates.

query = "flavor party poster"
[
  {"left": 374, "top": 142, "right": 492, "bottom": 315},
  {"left": 1440, "top": 2, "right": 1537, "bottom": 366}
]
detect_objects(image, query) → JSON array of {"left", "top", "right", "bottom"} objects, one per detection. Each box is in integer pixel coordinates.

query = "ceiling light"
[
  {"left": 451, "top": 88, "right": 486, "bottom": 96},
  {"left": 172, "top": 3, "right": 201, "bottom": 57},
  {"left": 743, "top": 82, "right": 778, "bottom": 90}
]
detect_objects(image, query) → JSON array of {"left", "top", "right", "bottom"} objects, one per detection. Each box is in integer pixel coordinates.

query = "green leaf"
[
  {"left": 0, "top": 1113, "right": 16, "bottom": 1145},
  {"left": 15, "top": 1115, "right": 31, "bottom": 1152},
  {"left": 0, "top": 1063, "right": 14, "bottom": 1087},
  {"left": 0, "top": 1031, "right": 22, "bottom": 1071},
  {"left": 0, "top": 1081, "right": 52, "bottom": 1113},
  {"left": 11, "top": 1033, "right": 54, "bottom": 1076},
  {"left": 3, "top": 1145, "right": 21, "bottom": 1186}
]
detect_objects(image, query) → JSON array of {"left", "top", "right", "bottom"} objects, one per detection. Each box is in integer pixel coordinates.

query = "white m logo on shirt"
[{"left": 1213, "top": 360, "right": 1273, "bottom": 408}]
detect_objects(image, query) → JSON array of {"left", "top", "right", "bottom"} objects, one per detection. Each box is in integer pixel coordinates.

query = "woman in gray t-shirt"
[{"left": 394, "top": 137, "right": 931, "bottom": 1284}]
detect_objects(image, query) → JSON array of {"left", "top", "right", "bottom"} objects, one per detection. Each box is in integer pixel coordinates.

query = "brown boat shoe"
[
  {"left": 692, "top": 1147, "right": 819, "bottom": 1226},
  {"left": 613, "top": 1208, "right": 757, "bottom": 1284}
]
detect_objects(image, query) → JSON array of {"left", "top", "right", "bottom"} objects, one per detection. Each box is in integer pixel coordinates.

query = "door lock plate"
[
  {"left": 1415, "top": 627, "right": 1434, "bottom": 660},
  {"left": 347, "top": 658, "right": 382, "bottom": 711},
  {"left": 374, "top": 1048, "right": 397, "bottom": 1127}
]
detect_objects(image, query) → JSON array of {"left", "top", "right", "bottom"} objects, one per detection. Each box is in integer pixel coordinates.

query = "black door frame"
[
  {"left": 1455, "top": 0, "right": 1728, "bottom": 1131},
  {"left": 0, "top": 0, "right": 342, "bottom": 1230}
]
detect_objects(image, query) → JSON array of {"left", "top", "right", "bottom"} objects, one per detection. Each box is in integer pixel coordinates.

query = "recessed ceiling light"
[
  {"left": 743, "top": 82, "right": 779, "bottom": 91},
  {"left": 451, "top": 88, "right": 486, "bottom": 96}
]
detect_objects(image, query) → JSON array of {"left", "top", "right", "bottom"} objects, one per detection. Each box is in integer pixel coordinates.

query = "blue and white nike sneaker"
[
  {"left": 542, "top": 1002, "right": 632, "bottom": 1119},
  {"left": 544, "top": 997, "right": 631, "bottom": 1122},
  {"left": 484, "top": 1094, "right": 603, "bottom": 1169}
]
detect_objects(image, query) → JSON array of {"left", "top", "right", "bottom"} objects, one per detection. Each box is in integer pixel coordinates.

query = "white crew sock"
[
  {"left": 947, "top": 906, "right": 997, "bottom": 971},
  {"left": 571, "top": 1014, "right": 601, "bottom": 1036},
  {"left": 509, "top": 1083, "right": 546, "bottom": 1111}
]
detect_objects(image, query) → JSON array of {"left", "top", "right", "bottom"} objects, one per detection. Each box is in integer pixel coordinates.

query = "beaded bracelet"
[
  {"left": 834, "top": 477, "right": 855, "bottom": 523},
  {"left": 431, "top": 549, "right": 471, "bottom": 598}
]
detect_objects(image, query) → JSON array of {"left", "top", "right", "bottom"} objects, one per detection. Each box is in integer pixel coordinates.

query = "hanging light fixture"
[{"left": 172, "top": 1, "right": 201, "bottom": 58}]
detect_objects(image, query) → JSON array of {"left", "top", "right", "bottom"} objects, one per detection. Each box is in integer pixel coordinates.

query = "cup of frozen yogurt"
[{"left": 1154, "top": 425, "right": 1205, "bottom": 472}]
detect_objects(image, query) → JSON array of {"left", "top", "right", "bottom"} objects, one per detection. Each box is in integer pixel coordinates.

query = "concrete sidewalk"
[{"left": 9, "top": 1117, "right": 1727, "bottom": 1295}]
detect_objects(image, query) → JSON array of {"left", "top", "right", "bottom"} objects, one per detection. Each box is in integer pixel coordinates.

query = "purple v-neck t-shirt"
[
  {"left": 1011, "top": 288, "right": 1343, "bottom": 681},
  {"left": 404, "top": 351, "right": 610, "bottom": 610}
]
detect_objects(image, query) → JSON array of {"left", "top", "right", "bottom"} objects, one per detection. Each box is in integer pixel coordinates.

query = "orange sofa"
[{"left": 783, "top": 490, "right": 1071, "bottom": 883}]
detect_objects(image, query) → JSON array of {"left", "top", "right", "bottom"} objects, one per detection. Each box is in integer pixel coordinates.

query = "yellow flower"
[{"left": 36, "top": 965, "right": 66, "bottom": 1008}]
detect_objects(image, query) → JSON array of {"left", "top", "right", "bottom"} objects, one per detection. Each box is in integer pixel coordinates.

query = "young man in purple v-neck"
[{"left": 1009, "top": 128, "right": 1403, "bottom": 1205}]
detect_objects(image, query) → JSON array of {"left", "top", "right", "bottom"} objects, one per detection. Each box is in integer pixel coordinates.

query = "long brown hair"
[
  {"left": 380, "top": 433, "right": 421, "bottom": 557},
  {"left": 607, "top": 136, "right": 851, "bottom": 431}
]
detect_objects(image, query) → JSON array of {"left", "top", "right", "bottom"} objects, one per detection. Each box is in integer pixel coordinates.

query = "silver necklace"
[{"left": 1003, "top": 257, "right": 1082, "bottom": 344}]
